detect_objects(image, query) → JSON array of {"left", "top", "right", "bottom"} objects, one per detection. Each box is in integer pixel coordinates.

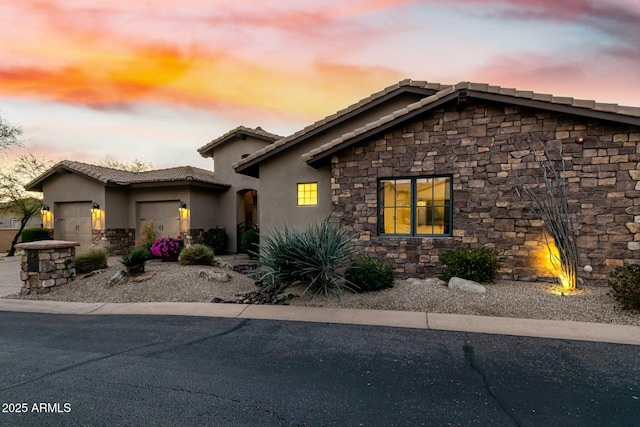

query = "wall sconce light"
[
  {"left": 179, "top": 201, "right": 187, "bottom": 210},
  {"left": 90, "top": 202, "right": 100, "bottom": 217},
  {"left": 41, "top": 204, "right": 50, "bottom": 213}
]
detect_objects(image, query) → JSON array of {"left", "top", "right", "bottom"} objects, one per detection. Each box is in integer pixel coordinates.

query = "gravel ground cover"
[{"left": 4, "top": 258, "right": 639, "bottom": 326}]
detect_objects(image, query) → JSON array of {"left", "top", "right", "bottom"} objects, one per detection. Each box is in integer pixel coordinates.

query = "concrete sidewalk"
[{"left": 1, "top": 298, "right": 639, "bottom": 346}]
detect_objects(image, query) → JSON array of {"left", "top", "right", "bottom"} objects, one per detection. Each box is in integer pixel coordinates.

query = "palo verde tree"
[
  {"left": 515, "top": 137, "right": 580, "bottom": 290},
  {"left": 0, "top": 153, "right": 52, "bottom": 256}
]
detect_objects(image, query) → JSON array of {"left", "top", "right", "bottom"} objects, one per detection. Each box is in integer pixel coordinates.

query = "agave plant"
[{"left": 257, "top": 219, "right": 358, "bottom": 298}]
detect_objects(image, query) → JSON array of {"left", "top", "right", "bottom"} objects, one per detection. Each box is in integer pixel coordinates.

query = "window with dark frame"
[{"left": 378, "top": 176, "right": 452, "bottom": 236}]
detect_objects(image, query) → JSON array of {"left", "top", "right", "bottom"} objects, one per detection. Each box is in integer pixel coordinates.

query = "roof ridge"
[{"left": 301, "top": 80, "right": 640, "bottom": 164}]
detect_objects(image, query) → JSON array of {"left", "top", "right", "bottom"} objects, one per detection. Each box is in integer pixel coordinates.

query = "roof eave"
[
  {"left": 468, "top": 90, "right": 640, "bottom": 126},
  {"left": 234, "top": 86, "right": 439, "bottom": 171},
  {"left": 305, "top": 92, "right": 459, "bottom": 168}
]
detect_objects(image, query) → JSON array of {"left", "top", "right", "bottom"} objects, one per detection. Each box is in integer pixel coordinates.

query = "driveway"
[{"left": 0, "top": 255, "right": 21, "bottom": 297}]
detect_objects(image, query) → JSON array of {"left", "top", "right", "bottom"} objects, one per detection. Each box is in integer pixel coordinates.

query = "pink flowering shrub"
[{"left": 150, "top": 237, "right": 184, "bottom": 259}]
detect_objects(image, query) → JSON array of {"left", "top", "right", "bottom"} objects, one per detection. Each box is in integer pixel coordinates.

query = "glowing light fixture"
[{"left": 40, "top": 204, "right": 49, "bottom": 213}]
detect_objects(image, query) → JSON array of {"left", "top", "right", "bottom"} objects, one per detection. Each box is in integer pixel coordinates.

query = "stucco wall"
[
  {"left": 209, "top": 136, "right": 265, "bottom": 252},
  {"left": 42, "top": 173, "right": 105, "bottom": 210},
  {"left": 105, "top": 187, "right": 129, "bottom": 229},
  {"left": 259, "top": 94, "right": 424, "bottom": 233},
  {"left": 331, "top": 100, "right": 640, "bottom": 285}
]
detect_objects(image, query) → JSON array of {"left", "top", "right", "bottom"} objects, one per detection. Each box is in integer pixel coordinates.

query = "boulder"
[
  {"left": 448, "top": 277, "right": 486, "bottom": 293},
  {"left": 212, "top": 258, "right": 233, "bottom": 270},
  {"left": 108, "top": 270, "right": 127, "bottom": 286},
  {"left": 198, "top": 269, "right": 231, "bottom": 282}
]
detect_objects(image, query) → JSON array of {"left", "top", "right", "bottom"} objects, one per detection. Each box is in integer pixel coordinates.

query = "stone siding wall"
[
  {"left": 330, "top": 101, "right": 640, "bottom": 285},
  {"left": 102, "top": 229, "right": 136, "bottom": 254}
]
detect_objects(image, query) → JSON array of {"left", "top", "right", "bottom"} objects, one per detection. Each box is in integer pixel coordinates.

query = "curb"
[{"left": 0, "top": 299, "right": 639, "bottom": 346}]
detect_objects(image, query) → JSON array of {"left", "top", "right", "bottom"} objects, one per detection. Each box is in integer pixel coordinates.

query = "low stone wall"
[{"left": 15, "top": 240, "right": 80, "bottom": 295}]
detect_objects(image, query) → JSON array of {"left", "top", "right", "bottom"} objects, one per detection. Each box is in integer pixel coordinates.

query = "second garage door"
[{"left": 138, "top": 201, "right": 182, "bottom": 239}]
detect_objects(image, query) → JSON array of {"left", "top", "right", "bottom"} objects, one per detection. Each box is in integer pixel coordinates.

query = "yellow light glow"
[
  {"left": 538, "top": 237, "right": 572, "bottom": 290},
  {"left": 297, "top": 183, "right": 318, "bottom": 206},
  {"left": 178, "top": 207, "right": 189, "bottom": 219},
  {"left": 91, "top": 208, "right": 103, "bottom": 230},
  {"left": 41, "top": 211, "right": 53, "bottom": 229}
]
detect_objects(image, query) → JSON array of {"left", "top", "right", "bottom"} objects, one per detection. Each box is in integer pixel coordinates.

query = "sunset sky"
[{"left": 1, "top": 0, "right": 639, "bottom": 169}]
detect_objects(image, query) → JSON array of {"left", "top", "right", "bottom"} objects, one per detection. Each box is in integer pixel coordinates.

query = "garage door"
[
  {"left": 56, "top": 202, "right": 92, "bottom": 249},
  {"left": 138, "top": 201, "right": 181, "bottom": 240}
]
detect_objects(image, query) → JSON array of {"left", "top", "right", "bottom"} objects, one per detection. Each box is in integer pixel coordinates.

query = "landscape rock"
[
  {"left": 212, "top": 258, "right": 233, "bottom": 270},
  {"left": 198, "top": 270, "right": 231, "bottom": 282},
  {"left": 448, "top": 277, "right": 486, "bottom": 293},
  {"left": 108, "top": 270, "right": 127, "bottom": 286},
  {"left": 132, "top": 273, "right": 157, "bottom": 283}
]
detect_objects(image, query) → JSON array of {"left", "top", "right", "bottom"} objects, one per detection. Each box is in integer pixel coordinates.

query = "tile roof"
[
  {"left": 25, "top": 160, "right": 229, "bottom": 191},
  {"left": 232, "top": 79, "right": 446, "bottom": 172},
  {"left": 197, "top": 126, "right": 283, "bottom": 157},
  {"left": 302, "top": 81, "right": 640, "bottom": 164}
]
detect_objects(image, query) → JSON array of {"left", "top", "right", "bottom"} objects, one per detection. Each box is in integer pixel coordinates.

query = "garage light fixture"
[
  {"left": 91, "top": 202, "right": 100, "bottom": 210},
  {"left": 179, "top": 201, "right": 187, "bottom": 209},
  {"left": 40, "top": 204, "right": 49, "bottom": 213}
]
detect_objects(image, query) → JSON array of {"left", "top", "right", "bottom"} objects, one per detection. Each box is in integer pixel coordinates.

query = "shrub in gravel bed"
[
  {"left": 179, "top": 244, "right": 215, "bottom": 265},
  {"left": 258, "top": 219, "right": 357, "bottom": 298},
  {"left": 439, "top": 246, "right": 502, "bottom": 284},
  {"left": 75, "top": 248, "right": 108, "bottom": 274},
  {"left": 121, "top": 248, "right": 150, "bottom": 275},
  {"left": 345, "top": 257, "right": 395, "bottom": 293},
  {"left": 241, "top": 227, "right": 260, "bottom": 259},
  {"left": 203, "top": 227, "right": 227, "bottom": 255},
  {"left": 609, "top": 264, "right": 640, "bottom": 310}
]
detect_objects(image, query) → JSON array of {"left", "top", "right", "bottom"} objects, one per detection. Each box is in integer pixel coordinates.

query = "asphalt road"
[{"left": 0, "top": 312, "right": 638, "bottom": 426}]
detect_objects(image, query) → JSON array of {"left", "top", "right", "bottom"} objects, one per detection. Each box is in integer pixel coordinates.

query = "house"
[
  {"left": 27, "top": 79, "right": 640, "bottom": 285},
  {"left": 25, "top": 162, "right": 230, "bottom": 252},
  {"left": 231, "top": 80, "right": 640, "bottom": 286},
  {"left": 0, "top": 201, "right": 43, "bottom": 253}
]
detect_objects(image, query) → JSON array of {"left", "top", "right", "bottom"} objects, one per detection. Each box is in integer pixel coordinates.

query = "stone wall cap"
[{"left": 15, "top": 240, "right": 81, "bottom": 250}]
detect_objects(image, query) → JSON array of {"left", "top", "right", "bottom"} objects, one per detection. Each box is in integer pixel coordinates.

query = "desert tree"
[
  {"left": 0, "top": 113, "right": 22, "bottom": 153},
  {"left": 515, "top": 137, "right": 580, "bottom": 290},
  {"left": 0, "top": 153, "right": 53, "bottom": 256}
]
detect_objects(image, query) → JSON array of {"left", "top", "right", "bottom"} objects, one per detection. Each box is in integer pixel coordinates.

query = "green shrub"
[
  {"left": 345, "top": 257, "right": 395, "bottom": 293},
  {"left": 20, "top": 228, "right": 52, "bottom": 242},
  {"left": 609, "top": 264, "right": 640, "bottom": 311},
  {"left": 241, "top": 227, "right": 259, "bottom": 258},
  {"left": 439, "top": 246, "right": 502, "bottom": 283},
  {"left": 121, "top": 248, "right": 150, "bottom": 275},
  {"left": 75, "top": 248, "right": 108, "bottom": 274},
  {"left": 203, "top": 227, "right": 227, "bottom": 255},
  {"left": 258, "top": 220, "right": 357, "bottom": 298},
  {"left": 179, "top": 244, "right": 215, "bottom": 266}
]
